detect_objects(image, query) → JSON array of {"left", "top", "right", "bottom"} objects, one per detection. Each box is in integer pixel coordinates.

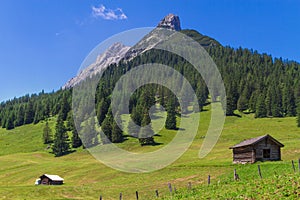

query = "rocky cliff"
[
  {"left": 63, "top": 14, "right": 182, "bottom": 88},
  {"left": 63, "top": 42, "right": 130, "bottom": 89},
  {"left": 157, "top": 13, "right": 181, "bottom": 31}
]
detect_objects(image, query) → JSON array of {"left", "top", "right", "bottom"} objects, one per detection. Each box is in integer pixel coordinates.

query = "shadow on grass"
[
  {"left": 227, "top": 113, "right": 242, "bottom": 118},
  {"left": 141, "top": 142, "right": 163, "bottom": 146}
]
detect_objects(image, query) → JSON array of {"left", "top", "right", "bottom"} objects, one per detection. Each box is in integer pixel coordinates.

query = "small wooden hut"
[
  {"left": 229, "top": 134, "right": 284, "bottom": 164},
  {"left": 39, "top": 174, "right": 64, "bottom": 185}
]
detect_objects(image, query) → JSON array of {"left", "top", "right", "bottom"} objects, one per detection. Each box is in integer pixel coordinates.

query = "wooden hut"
[
  {"left": 39, "top": 174, "right": 64, "bottom": 185},
  {"left": 229, "top": 134, "right": 284, "bottom": 164}
]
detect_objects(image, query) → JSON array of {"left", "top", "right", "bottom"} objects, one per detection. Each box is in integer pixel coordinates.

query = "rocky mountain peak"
[
  {"left": 157, "top": 13, "right": 181, "bottom": 31},
  {"left": 63, "top": 14, "right": 183, "bottom": 89},
  {"left": 63, "top": 42, "right": 130, "bottom": 89}
]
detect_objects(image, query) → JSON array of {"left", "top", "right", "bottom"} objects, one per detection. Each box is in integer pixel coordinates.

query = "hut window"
[{"left": 263, "top": 149, "right": 270, "bottom": 158}]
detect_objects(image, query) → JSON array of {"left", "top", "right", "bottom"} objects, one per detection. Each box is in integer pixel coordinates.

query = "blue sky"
[{"left": 0, "top": 0, "right": 300, "bottom": 101}]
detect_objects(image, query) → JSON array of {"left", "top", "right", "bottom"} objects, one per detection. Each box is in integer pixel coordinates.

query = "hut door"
[{"left": 263, "top": 149, "right": 270, "bottom": 159}]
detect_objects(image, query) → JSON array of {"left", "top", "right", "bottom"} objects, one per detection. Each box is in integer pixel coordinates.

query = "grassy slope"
[{"left": 0, "top": 106, "right": 299, "bottom": 199}]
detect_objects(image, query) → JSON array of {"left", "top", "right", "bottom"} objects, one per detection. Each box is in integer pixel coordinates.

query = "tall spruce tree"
[
  {"left": 165, "top": 95, "right": 177, "bottom": 130},
  {"left": 111, "top": 113, "right": 123, "bottom": 143},
  {"left": 6, "top": 113, "right": 15, "bottom": 130},
  {"left": 60, "top": 94, "right": 70, "bottom": 121},
  {"left": 127, "top": 106, "right": 142, "bottom": 137},
  {"left": 66, "top": 112, "right": 82, "bottom": 148},
  {"left": 101, "top": 110, "right": 113, "bottom": 144},
  {"left": 96, "top": 98, "right": 109, "bottom": 126},
  {"left": 24, "top": 101, "right": 34, "bottom": 124},
  {"left": 139, "top": 111, "right": 155, "bottom": 146},
  {"left": 15, "top": 105, "right": 25, "bottom": 127},
  {"left": 52, "top": 113, "right": 70, "bottom": 157},
  {"left": 226, "top": 81, "right": 238, "bottom": 116},
  {"left": 297, "top": 99, "right": 300, "bottom": 127},
  {"left": 43, "top": 121, "right": 52, "bottom": 144},
  {"left": 255, "top": 93, "right": 267, "bottom": 118},
  {"left": 80, "top": 120, "right": 94, "bottom": 148}
]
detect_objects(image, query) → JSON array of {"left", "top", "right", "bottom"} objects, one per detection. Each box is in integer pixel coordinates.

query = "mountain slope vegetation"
[
  {"left": 0, "top": 105, "right": 299, "bottom": 199},
  {"left": 1, "top": 29, "right": 300, "bottom": 132}
]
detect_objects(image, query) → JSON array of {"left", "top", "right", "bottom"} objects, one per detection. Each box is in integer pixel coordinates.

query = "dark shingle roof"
[{"left": 229, "top": 134, "right": 284, "bottom": 149}]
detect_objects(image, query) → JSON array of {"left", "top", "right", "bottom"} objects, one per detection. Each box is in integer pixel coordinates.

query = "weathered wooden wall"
[
  {"left": 232, "top": 146, "right": 255, "bottom": 163},
  {"left": 232, "top": 137, "right": 282, "bottom": 163},
  {"left": 254, "top": 138, "right": 281, "bottom": 161}
]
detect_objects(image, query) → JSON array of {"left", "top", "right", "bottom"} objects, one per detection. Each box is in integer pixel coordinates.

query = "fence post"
[
  {"left": 99, "top": 195, "right": 102, "bottom": 200},
  {"left": 298, "top": 158, "right": 300, "bottom": 172},
  {"left": 258, "top": 165, "right": 262, "bottom": 179},
  {"left": 155, "top": 189, "right": 159, "bottom": 198},
  {"left": 136, "top": 191, "right": 139, "bottom": 200},
  {"left": 119, "top": 192, "right": 122, "bottom": 200},
  {"left": 168, "top": 183, "right": 172, "bottom": 194},
  {"left": 292, "top": 160, "right": 296, "bottom": 172},
  {"left": 234, "top": 169, "right": 237, "bottom": 181},
  {"left": 188, "top": 182, "right": 192, "bottom": 190},
  {"left": 208, "top": 175, "right": 211, "bottom": 185}
]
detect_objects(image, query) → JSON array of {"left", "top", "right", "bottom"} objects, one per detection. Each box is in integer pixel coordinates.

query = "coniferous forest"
[{"left": 1, "top": 29, "right": 300, "bottom": 155}]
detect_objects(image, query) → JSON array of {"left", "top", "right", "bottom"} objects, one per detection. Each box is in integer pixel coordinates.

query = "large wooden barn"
[
  {"left": 229, "top": 134, "right": 284, "bottom": 164},
  {"left": 39, "top": 174, "right": 64, "bottom": 185}
]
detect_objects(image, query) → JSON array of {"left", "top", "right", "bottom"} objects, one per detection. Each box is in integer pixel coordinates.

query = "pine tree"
[
  {"left": 111, "top": 113, "right": 123, "bottom": 143},
  {"left": 66, "top": 112, "right": 82, "bottom": 148},
  {"left": 96, "top": 99, "right": 109, "bottom": 126},
  {"left": 165, "top": 95, "right": 177, "bottom": 130},
  {"left": 282, "top": 85, "right": 296, "bottom": 116},
  {"left": 101, "top": 111, "right": 113, "bottom": 144},
  {"left": 131, "top": 105, "right": 142, "bottom": 126},
  {"left": 270, "top": 83, "right": 282, "bottom": 117},
  {"left": 15, "top": 105, "right": 25, "bottom": 127},
  {"left": 80, "top": 120, "right": 94, "bottom": 148},
  {"left": 127, "top": 119, "right": 140, "bottom": 138},
  {"left": 138, "top": 111, "right": 155, "bottom": 146},
  {"left": 6, "top": 113, "right": 15, "bottom": 130},
  {"left": 158, "top": 86, "right": 165, "bottom": 108},
  {"left": 237, "top": 86, "right": 250, "bottom": 112},
  {"left": 180, "top": 81, "right": 191, "bottom": 114},
  {"left": 66, "top": 111, "right": 73, "bottom": 131},
  {"left": 33, "top": 103, "right": 44, "bottom": 124},
  {"left": 226, "top": 82, "right": 238, "bottom": 116},
  {"left": 60, "top": 94, "right": 70, "bottom": 121},
  {"left": 71, "top": 127, "right": 82, "bottom": 148},
  {"left": 90, "top": 117, "right": 99, "bottom": 145},
  {"left": 195, "top": 84, "right": 207, "bottom": 112},
  {"left": 127, "top": 106, "right": 142, "bottom": 137},
  {"left": 43, "top": 121, "right": 52, "bottom": 144},
  {"left": 255, "top": 93, "right": 267, "bottom": 118},
  {"left": 24, "top": 101, "right": 34, "bottom": 124},
  {"left": 140, "top": 87, "right": 155, "bottom": 110},
  {"left": 297, "top": 102, "right": 300, "bottom": 127},
  {"left": 52, "top": 114, "right": 70, "bottom": 157}
]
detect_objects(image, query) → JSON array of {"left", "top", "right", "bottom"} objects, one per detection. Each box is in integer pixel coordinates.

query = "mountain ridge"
[
  {"left": 63, "top": 42, "right": 131, "bottom": 89},
  {"left": 63, "top": 14, "right": 219, "bottom": 89}
]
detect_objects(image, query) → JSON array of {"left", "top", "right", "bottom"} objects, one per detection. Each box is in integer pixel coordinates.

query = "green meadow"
[{"left": 0, "top": 105, "right": 299, "bottom": 199}]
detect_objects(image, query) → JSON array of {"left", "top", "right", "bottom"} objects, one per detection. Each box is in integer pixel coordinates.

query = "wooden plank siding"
[
  {"left": 254, "top": 138, "right": 281, "bottom": 161},
  {"left": 233, "top": 147, "right": 255, "bottom": 163},
  {"left": 230, "top": 135, "right": 283, "bottom": 164}
]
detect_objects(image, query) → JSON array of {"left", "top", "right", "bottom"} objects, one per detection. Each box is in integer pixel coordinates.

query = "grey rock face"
[
  {"left": 63, "top": 14, "right": 182, "bottom": 89},
  {"left": 63, "top": 42, "right": 130, "bottom": 89},
  {"left": 157, "top": 14, "right": 181, "bottom": 31}
]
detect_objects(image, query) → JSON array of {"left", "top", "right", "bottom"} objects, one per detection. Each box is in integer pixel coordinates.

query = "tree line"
[{"left": 1, "top": 29, "right": 300, "bottom": 156}]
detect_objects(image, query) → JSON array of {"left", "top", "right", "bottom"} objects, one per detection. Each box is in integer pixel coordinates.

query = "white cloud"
[{"left": 92, "top": 4, "right": 128, "bottom": 20}]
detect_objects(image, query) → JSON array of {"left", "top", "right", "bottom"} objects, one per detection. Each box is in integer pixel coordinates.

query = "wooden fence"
[{"left": 99, "top": 159, "right": 300, "bottom": 200}]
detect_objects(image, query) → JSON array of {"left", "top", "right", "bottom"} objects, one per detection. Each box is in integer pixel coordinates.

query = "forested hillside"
[{"left": 1, "top": 29, "right": 300, "bottom": 149}]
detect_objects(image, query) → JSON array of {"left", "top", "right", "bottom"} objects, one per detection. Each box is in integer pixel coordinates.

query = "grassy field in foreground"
[
  {"left": 0, "top": 105, "right": 300, "bottom": 199},
  {"left": 163, "top": 171, "right": 300, "bottom": 199}
]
